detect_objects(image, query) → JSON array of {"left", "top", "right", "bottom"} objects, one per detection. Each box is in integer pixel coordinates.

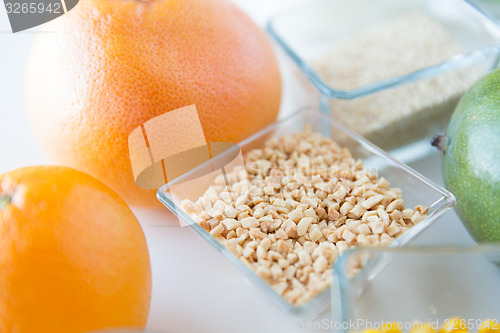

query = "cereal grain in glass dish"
[
  {"left": 181, "top": 127, "right": 428, "bottom": 306},
  {"left": 312, "top": 12, "right": 483, "bottom": 150}
]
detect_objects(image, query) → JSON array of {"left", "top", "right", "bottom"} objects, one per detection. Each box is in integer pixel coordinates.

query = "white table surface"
[{"left": 0, "top": 1, "right": 476, "bottom": 332}]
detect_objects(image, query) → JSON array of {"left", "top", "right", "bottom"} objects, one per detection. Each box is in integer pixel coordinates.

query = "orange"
[
  {"left": 0, "top": 166, "right": 151, "bottom": 332},
  {"left": 24, "top": 0, "right": 282, "bottom": 207}
]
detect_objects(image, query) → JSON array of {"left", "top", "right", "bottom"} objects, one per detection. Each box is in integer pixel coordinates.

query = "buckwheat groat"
[{"left": 181, "top": 127, "right": 428, "bottom": 306}]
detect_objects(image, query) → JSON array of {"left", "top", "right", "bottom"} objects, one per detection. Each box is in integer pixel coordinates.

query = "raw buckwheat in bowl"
[
  {"left": 157, "top": 107, "right": 456, "bottom": 315},
  {"left": 267, "top": 0, "right": 500, "bottom": 151}
]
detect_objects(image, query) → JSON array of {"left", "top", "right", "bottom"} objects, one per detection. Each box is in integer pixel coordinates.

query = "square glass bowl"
[
  {"left": 157, "top": 107, "right": 456, "bottom": 315},
  {"left": 331, "top": 245, "right": 500, "bottom": 331},
  {"left": 267, "top": 0, "right": 500, "bottom": 150}
]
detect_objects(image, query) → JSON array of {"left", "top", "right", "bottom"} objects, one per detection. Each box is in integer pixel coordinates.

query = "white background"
[{"left": 0, "top": 1, "right": 476, "bottom": 332}]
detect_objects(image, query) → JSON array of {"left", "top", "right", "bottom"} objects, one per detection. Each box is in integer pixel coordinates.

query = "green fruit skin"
[{"left": 443, "top": 68, "right": 500, "bottom": 243}]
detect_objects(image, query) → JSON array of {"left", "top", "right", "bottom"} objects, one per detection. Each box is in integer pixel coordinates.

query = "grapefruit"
[{"left": 25, "top": 0, "right": 281, "bottom": 207}]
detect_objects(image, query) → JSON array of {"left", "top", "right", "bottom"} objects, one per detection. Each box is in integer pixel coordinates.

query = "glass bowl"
[
  {"left": 156, "top": 107, "right": 456, "bottom": 316},
  {"left": 267, "top": 0, "right": 500, "bottom": 150},
  {"left": 331, "top": 245, "right": 500, "bottom": 331}
]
